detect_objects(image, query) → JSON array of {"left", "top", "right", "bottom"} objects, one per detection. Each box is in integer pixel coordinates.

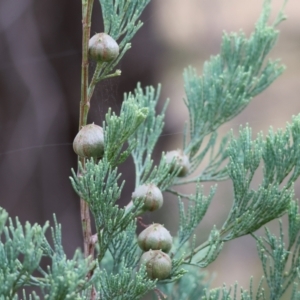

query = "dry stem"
[{"left": 79, "top": 0, "right": 94, "bottom": 260}]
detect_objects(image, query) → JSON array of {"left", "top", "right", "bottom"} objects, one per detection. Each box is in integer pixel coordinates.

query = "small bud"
[
  {"left": 138, "top": 223, "right": 172, "bottom": 253},
  {"left": 73, "top": 124, "right": 104, "bottom": 159},
  {"left": 89, "top": 33, "right": 119, "bottom": 62},
  {"left": 165, "top": 149, "right": 190, "bottom": 177},
  {"left": 140, "top": 250, "right": 172, "bottom": 280},
  {"left": 132, "top": 184, "right": 163, "bottom": 212}
]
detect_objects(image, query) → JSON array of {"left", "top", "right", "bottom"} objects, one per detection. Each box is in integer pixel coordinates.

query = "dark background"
[{"left": 1, "top": 0, "right": 300, "bottom": 295}]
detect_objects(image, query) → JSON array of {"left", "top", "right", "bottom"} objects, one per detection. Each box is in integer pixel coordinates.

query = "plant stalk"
[{"left": 79, "top": 0, "right": 94, "bottom": 261}]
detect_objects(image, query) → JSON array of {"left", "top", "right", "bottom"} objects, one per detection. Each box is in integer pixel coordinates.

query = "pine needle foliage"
[{"left": 2, "top": 0, "right": 300, "bottom": 299}]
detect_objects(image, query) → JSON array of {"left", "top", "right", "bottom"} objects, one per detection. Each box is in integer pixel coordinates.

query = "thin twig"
[
  {"left": 79, "top": 1, "right": 96, "bottom": 299},
  {"left": 79, "top": 0, "right": 94, "bottom": 265}
]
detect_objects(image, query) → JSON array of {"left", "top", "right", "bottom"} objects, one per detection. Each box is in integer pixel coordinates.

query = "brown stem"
[
  {"left": 79, "top": 0, "right": 94, "bottom": 259},
  {"left": 154, "top": 288, "right": 167, "bottom": 300},
  {"left": 79, "top": 0, "right": 94, "bottom": 128},
  {"left": 137, "top": 217, "right": 149, "bottom": 228},
  {"left": 80, "top": 195, "right": 93, "bottom": 258},
  {"left": 79, "top": 2, "right": 96, "bottom": 298}
]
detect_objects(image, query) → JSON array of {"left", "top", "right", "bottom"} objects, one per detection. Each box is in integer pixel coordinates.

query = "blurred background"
[{"left": 0, "top": 0, "right": 300, "bottom": 297}]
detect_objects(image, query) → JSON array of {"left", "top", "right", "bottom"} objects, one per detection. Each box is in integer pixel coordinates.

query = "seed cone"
[
  {"left": 73, "top": 124, "right": 104, "bottom": 159},
  {"left": 140, "top": 250, "right": 172, "bottom": 280},
  {"left": 132, "top": 183, "right": 163, "bottom": 212},
  {"left": 89, "top": 33, "right": 119, "bottom": 62},
  {"left": 138, "top": 223, "right": 172, "bottom": 253},
  {"left": 165, "top": 149, "right": 190, "bottom": 177}
]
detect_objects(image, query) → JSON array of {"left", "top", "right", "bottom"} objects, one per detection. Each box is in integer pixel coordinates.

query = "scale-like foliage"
[
  {"left": 108, "top": 220, "right": 139, "bottom": 271},
  {"left": 2, "top": 0, "right": 298, "bottom": 298},
  {"left": 158, "top": 266, "right": 208, "bottom": 300},
  {"left": 222, "top": 125, "right": 295, "bottom": 240},
  {"left": 95, "top": 264, "right": 156, "bottom": 300},
  {"left": 176, "top": 0, "right": 287, "bottom": 188},
  {"left": 262, "top": 115, "right": 300, "bottom": 188},
  {"left": 93, "top": 0, "right": 151, "bottom": 82},
  {"left": 0, "top": 216, "right": 46, "bottom": 297},
  {"left": 174, "top": 184, "right": 216, "bottom": 254},
  {"left": 183, "top": 0, "right": 285, "bottom": 157},
  {"left": 104, "top": 96, "right": 148, "bottom": 166},
  {"left": 0, "top": 210, "right": 94, "bottom": 299},
  {"left": 128, "top": 84, "right": 169, "bottom": 188},
  {"left": 70, "top": 158, "right": 136, "bottom": 261},
  {"left": 202, "top": 279, "right": 266, "bottom": 300},
  {"left": 99, "top": 0, "right": 150, "bottom": 47},
  {"left": 254, "top": 202, "right": 300, "bottom": 299}
]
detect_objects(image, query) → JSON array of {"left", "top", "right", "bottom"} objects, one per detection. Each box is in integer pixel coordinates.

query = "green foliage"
[
  {"left": 127, "top": 84, "right": 170, "bottom": 188},
  {"left": 157, "top": 266, "right": 208, "bottom": 299},
  {"left": 104, "top": 95, "right": 148, "bottom": 166},
  {"left": 94, "top": 264, "right": 156, "bottom": 300},
  {"left": 70, "top": 158, "right": 136, "bottom": 261},
  {"left": 107, "top": 220, "right": 139, "bottom": 271},
  {"left": 254, "top": 201, "right": 300, "bottom": 299},
  {"left": 93, "top": 0, "right": 151, "bottom": 81},
  {"left": 222, "top": 126, "right": 294, "bottom": 241},
  {"left": 174, "top": 184, "right": 216, "bottom": 254},
  {"left": 2, "top": 0, "right": 300, "bottom": 299},
  {"left": 202, "top": 189, "right": 300, "bottom": 300},
  {"left": 100, "top": 0, "right": 150, "bottom": 47},
  {"left": 262, "top": 115, "right": 300, "bottom": 188},
  {"left": 188, "top": 226, "right": 224, "bottom": 268},
  {"left": 179, "top": 0, "right": 286, "bottom": 186},
  {"left": 0, "top": 216, "right": 46, "bottom": 297},
  {"left": 291, "top": 283, "right": 300, "bottom": 300},
  {"left": 201, "top": 278, "right": 266, "bottom": 300},
  {"left": 0, "top": 209, "right": 93, "bottom": 299}
]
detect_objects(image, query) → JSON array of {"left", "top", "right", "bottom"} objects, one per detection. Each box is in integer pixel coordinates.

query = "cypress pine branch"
[
  {"left": 108, "top": 220, "right": 139, "bottom": 271},
  {"left": 175, "top": 0, "right": 287, "bottom": 186},
  {"left": 92, "top": 0, "right": 151, "bottom": 83},
  {"left": 70, "top": 158, "right": 140, "bottom": 262},
  {"left": 3, "top": 0, "right": 300, "bottom": 298},
  {"left": 221, "top": 125, "right": 295, "bottom": 240},
  {"left": 201, "top": 278, "right": 266, "bottom": 300},
  {"left": 173, "top": 184, "right": 216, "bottom": 256},
  {"left": 104, "top": 95, "right": 148, "bottom": 167},
  {"left": 253, "top": 202, "right": 300, "bottom": 299},
  {"left": 128, "top": 84, "right": 169, "bottom": 188},
  {"left": 157, "top": 265, "right": 208, "bottom": 300},
  {"left": 94, "top": 264, "right": 156, "bottom": 300},
  {"left": 0, "top": 210, "right": 94, "bottom": 299}
]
